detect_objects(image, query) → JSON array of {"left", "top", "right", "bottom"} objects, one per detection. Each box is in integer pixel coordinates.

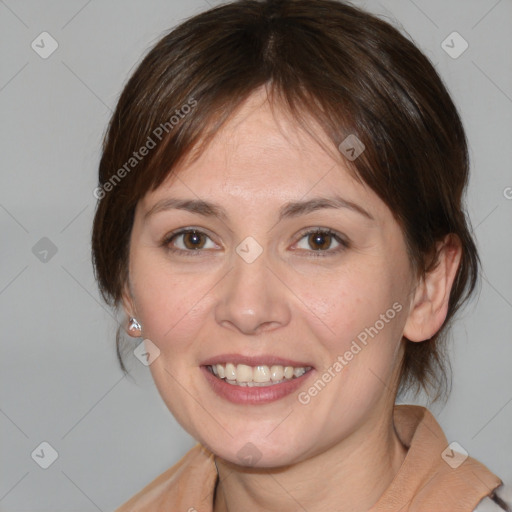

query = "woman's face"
[{"left": 124, "top": 88, "right": 417, "bottom": 467}]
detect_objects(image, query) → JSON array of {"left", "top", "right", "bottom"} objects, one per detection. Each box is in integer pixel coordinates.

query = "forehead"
[{"left": 139, "top": 89, "right": 387, "bottom": 222}]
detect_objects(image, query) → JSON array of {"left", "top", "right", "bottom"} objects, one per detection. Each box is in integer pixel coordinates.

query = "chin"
[{"left": 203, "top": 433, "right": 312, "bottom": 470}]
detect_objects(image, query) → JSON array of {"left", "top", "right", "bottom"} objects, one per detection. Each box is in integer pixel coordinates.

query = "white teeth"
[
  {"left": 236, "top": 364, "right": 252, "bottom": 382},
  {"left": 216, "top": 364, "right": 225, "bottom": 379},
  {"left": 208, "top": 363, "right": 311, "bottom": 386},
  {"left": 225, "top": 362, "right": 236, "bottom": 380},
  {"left": 270, "top": 365, "right": 284, "bottom": 381},
  {"left": 293, "top": 367, "right": 306, "bottom": 378},
  {"left": 253, "top": 365, "right": 270, "bottom": 383}
]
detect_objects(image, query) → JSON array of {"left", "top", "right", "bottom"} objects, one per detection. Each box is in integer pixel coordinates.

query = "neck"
[{"left": 213, "top": 404, "right": 408, "bottom": 512}]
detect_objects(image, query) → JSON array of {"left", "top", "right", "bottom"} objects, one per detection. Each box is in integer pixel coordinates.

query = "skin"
[{"left": 122, "top": 86, "right": 462, "bottom": 512}]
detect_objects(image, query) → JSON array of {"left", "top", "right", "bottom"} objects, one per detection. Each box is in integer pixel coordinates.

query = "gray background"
[{"left": 1, "top": 0, "right": 511, "bottom": 510}]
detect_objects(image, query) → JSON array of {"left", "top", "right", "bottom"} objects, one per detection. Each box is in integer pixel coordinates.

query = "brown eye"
[
  {"left": 164, "top": 229, "right": 217, "bottom": 254},
  {"left": 181, "top": 230, "right": 206, "bottom": 250},
  {"left": 294, "top": 228, "right": 348, "bottom": 257},
  {"left": 308, "top": 231, "right": 333, "bottom": 251}
]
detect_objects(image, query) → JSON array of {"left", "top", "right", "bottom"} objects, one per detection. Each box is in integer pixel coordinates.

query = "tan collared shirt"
[{"left": 114, "top": 405, "right": 503, "bottom": 511}]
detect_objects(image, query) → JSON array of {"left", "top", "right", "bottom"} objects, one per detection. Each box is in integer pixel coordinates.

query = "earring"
[{"left": 128, "top": 317, "right": 142, "bottom": 333}]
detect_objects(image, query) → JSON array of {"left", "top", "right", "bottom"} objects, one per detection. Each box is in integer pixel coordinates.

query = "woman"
[{"left": 91, "top": 0, "right": 511, "bottom": 510}]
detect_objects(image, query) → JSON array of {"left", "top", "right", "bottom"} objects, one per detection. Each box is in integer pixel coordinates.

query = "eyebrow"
[{"left": 144, "top": 195, "right": 374, "bottom": 223}]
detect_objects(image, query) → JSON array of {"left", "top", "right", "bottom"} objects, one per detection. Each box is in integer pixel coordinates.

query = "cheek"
[
  {"left": 293, "top": 271, "right": 405, "bottom": 410},
  {"left": 291, "top": 261, "right": 399, "bottom": 348},
  {"left": 290, "top": 259, "right": 407, "bottom": 403},
  {"left": 129, "top": 253, "right": 216, "bottom": 356}
]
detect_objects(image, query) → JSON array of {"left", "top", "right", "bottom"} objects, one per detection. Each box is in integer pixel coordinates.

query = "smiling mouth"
[{"left": 206, "top": 363, "right": 313, "bottom": 387}]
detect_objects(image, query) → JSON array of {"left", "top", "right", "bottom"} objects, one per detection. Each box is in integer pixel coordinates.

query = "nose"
[{"left": 214, "top": 244, "right": 291, "bottom": 335}]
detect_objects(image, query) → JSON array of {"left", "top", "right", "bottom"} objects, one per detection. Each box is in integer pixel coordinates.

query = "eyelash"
[{"left": 161, "top": 227, "right": 350, "bottom": 258}]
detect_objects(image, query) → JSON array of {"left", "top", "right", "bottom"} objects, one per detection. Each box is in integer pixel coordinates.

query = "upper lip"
[{"left": 201, "top": 353, "right": 314, "bottom": 368}]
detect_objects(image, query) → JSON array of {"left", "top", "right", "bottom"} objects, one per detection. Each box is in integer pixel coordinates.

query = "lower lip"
[{"left": 201, "top": 366, "right": 315, "bottom": 405}]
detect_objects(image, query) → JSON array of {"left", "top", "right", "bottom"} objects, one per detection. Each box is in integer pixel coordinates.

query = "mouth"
[
  {"left": 201, "top": 356, "right": 315, "bottom": 404},
  {"left": 205, "top": 363, "right": 313, "bottom": 387}
]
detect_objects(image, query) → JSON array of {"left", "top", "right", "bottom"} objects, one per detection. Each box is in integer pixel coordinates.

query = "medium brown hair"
[{"left": 91, "top": 0, "right": 479, "bottom": 401}]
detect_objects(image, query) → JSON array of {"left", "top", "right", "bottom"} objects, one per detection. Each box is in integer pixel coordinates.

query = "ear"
[
  {"left": 121, "top": 281, "right": 140, "bottom": 338},
  {"left": 403, "top": 234, "right": 462, "bottom": 342}
]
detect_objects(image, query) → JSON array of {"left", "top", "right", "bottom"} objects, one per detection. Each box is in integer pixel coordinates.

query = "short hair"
[{"left": 91, "top": 0, "right": 479, "bottom": 401}]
